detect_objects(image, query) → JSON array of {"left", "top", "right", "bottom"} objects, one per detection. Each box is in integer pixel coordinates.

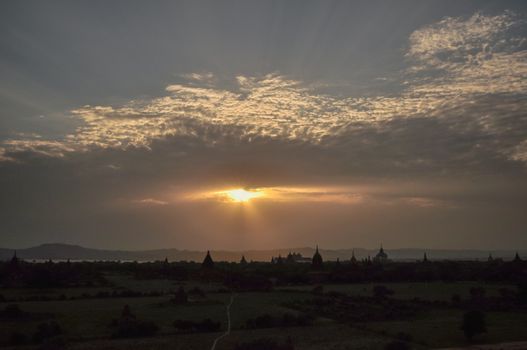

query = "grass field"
[
  {"left": 278, "top": 281, "right": 515, "bottom": 301},
  {"left": 1, "top": 276, "right": 526, "bottom": 349}
]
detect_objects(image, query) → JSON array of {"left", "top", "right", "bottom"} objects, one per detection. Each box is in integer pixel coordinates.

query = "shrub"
[
  {"left": 171, "top": 286, "right": 188, "bottom": 304},
  {"left": 2, "top": 304, "right": 27, "bottom": 319},
  {"left": 32, "top": 321, "right": 62, "bottom": 343},
  {"left": 8, "top": 331, "right": 28, "bottom": 346},
  {"left": 173, "top": 318, "right": 220, "bottom": 333},
  {"left": 469, "top": 287, "right": 486, "bottom": 300},
  {"left": 373, "top": 285, "right": 395, "bottom": 299},
  {"left": 245, "top": 313, "right": 313, "bottom": 329},
  {"left": 461, "top": 310, "right": 486, "bottom": 340},
  {"left": 173, "top": 319, "right": 196, "bottom": 332},
  {"left": 312, "top": 285, "right": 324, "bottom": 295},
  {"left": 113, "top": 319, "right": 159, "bottom": 338},
  {"left": 38, "top": 335, "right": 67, "bottom": 350},
  {"left": 188, "top": 287, "right": 206, "bottom": 298},
  {"left": 235, "top": 337, "right": 294, "bottom": 350},
  {"left": 518, "top": 282, "right": 527, "bottom": 305},
  {"left": 396, "top": 332, "right": 413, "bottom": 342},
  {"left": 451, "top": 294, "right": 461, "bottom": 305},
  {"left": 384, "top": 340, "right": 410, "bottom": 350},
  {"left": 111, "top": 305, "right": 158, "bottom": 338},
  {"left": 196, "top": 318, "right": 221, "bottom": 332}
]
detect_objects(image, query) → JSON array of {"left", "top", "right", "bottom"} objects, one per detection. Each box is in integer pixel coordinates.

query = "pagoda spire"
[
  {"left": 311, "top": 245, "right": 323, "bottom": 269},
  {"left": 10, "top": 250, "right": 19, "bottom": 264},
  {"left": 350, "top": 249, "right": 357, "bottom": 264},
  {"left": 201, "top": 250, "right": 214, "bottom": 269}
]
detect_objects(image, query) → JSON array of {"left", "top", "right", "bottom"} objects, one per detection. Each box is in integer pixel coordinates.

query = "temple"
[
  {"left": 311, "top": 245, "right": 323, "bottom": 269},
  {"left": 201, "top": 250, "right": 214, "bottom": 269},
  {"left": 373, "top": 245, "right": 389, "bottom": 263}
]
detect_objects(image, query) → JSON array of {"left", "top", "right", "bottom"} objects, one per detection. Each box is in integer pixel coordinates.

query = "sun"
[{"left": 225, "top": 188, "right": 262, "bottom": 202}]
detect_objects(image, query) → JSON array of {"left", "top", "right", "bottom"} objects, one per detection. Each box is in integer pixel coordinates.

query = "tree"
[
  {"left": 171, "top": 286, "right": 188, "bottom": 304},
  {"left": 461, "top": 310, "right": 486, "bottom": 340},
  {"left": 384, "top": 341, "right": 410, "bottom": 350},
  {"left": 373, "top": 285, "right": 394, "bottom": 299}
]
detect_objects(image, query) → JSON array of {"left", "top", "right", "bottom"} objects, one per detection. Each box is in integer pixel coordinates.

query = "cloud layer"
[{"left": 2, "top": 11, "right": 527, "bottom": 172}]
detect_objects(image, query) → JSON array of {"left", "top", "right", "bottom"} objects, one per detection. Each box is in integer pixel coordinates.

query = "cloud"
[
  {"left": 189, "top": 186, "right": 365, "bottom": 204},
  {"left": 0, "top": 10, "right": 526, "bottom": 177},
  {"left": 132, "top": 198, "right": 169, "bottom": 206},
  {"left": 406, "top": 11, "right": 527, "bottom": 100}
]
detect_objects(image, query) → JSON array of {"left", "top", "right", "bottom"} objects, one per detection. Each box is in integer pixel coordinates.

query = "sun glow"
[{"left": 225, "top": 188, "right": 262, "bottom": 202}]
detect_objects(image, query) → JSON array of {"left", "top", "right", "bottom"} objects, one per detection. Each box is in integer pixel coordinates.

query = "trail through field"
[{"left": 210, "top": 292, "right": 235, "bottom": 350}]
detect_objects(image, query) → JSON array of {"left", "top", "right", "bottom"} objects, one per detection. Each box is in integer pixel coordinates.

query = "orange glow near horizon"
[
  {"left": 187, "top": 185, "right": 365, "bottom": 205},
  {"left": 224, "top": 188, "right": 263, "bottom": 202}
]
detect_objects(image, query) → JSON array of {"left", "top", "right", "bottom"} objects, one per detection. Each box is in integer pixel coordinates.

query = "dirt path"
[{"left": 210, "top": 293, "right": 235, "bottom": 350}]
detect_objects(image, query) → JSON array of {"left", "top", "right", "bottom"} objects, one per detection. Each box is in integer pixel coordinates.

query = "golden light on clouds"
[
  {"left": 187, "top": 186, "right": 366, "bottom": 205},
  {"left": 224, "top": 188, "right": 263, "bottom": 202}
]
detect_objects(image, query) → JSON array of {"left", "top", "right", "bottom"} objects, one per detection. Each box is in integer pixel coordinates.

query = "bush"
[
  {"left": 188, "top": 287, "right": 206, "bottom": 298},
  {"left": 32, "top": 321, "right": 62, "bottom": 343},
  {"left": 1, "top": 304, "right": 27, "bottom": 319},
  {"left": 245, "top": 313, "right": 313, "bottom": 329},
  {"left": 384, "top": 340, "right": 410, "bottom": 350},
  {"left": 111, "top": 305, "right": 158, "bottom": 338},
  {"left": 9, "top": 331, "right": 28, "bottom": 346},
  {"left": 173, "top": 318, "right": 221, "bottom": 333},
  {"left": 235, "top": 337, "right": 294, "bottom": 350},
  {"left": 113, "top": 319, "right": 159, "bottom": 338},
  {"left": 312, "top": 285, "right": 324, "bottom": 295},
  {"left": 373, "top": 285, "right": 395, "bottom": 299},
  {"left": 461, "top": 310, "right": 486, "bottom": 340},
  {"left": 38, "top": 335, "right": 67, "bottom": 350},
  {"left": 195, "top": 318, "right": 221, "bottom": 333},
  {"left": 171, "top": 286, "right": 188, "bottom": 304},
  {"left": 518, "top": 282, "right": 527, "bottom": 305},
  {"left": 396, "top": 332, "right": 413, "bottom": 342},
  {"left": 173, "top": 319, "right": 196, "bottom": 332},
  {"left": 451, "top": 294, "right": 461, "bottom": 305},
  {"left": 469, "top": 287, "right": 486, "bottom": 300}
]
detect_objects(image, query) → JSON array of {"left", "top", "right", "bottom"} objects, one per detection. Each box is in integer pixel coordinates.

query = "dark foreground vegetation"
[{"left": 0, "top": 252, "right": 526, "bottom": 349}]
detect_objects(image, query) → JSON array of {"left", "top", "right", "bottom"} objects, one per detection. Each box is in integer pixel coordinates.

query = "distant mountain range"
[{"left": 0, "top": 243, "right": 524, "bottom": 262}]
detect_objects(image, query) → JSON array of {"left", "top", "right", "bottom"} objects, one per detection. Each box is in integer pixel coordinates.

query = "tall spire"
[
  {"left": 202, "top": 250, "right": 214, "bottom": 269},
  {"left": 311, "top": 245, "right": 323, "bottom": 269},
  {"left": 350, "top": 249, "right": 357, "bottom": 263},
  {"left": 10, "top": 250, "right": 19, "bottom": 265}
]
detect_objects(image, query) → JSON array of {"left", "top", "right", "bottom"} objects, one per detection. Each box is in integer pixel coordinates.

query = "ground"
[{"left": 1, "top": 273, "right": 526, "bottom": 349}]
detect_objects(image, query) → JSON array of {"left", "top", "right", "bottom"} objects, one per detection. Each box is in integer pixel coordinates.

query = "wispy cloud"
[
  {"left": 132, "top": 198, "right": 169, "bottom": 206},
  {"left": 1, "top": 11, "right": 526, "bottom": 172}
]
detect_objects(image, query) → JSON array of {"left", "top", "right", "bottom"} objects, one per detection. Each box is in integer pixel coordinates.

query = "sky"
[{"left": 1, "top": 0, "right": 527, "bottom": 250}]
